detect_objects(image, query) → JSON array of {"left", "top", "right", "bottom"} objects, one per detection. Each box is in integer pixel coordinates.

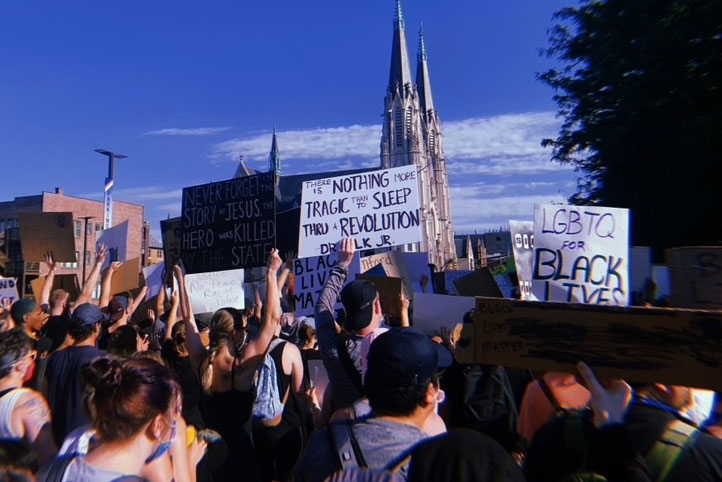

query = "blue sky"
[{"left": 0, "top": 0, "right": 576, "bottom": 239}]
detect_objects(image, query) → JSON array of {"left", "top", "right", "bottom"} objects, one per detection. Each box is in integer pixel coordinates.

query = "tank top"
[{"left": 0, "top": 387, "right": 30, "bottom": 439}]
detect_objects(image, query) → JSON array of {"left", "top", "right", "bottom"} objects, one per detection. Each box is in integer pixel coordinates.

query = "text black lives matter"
[{"left": 180, "top": 172, "right": 276, "bottom": 273}]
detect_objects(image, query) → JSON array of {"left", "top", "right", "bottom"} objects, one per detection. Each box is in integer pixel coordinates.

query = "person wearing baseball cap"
[
  {"left": 45, "top": 303, "right": 107, "bottom": 445},
  {"left": 314, "top": 239, "right": 384, "bottom": 410},
  {"left": 296, "top": 327, "right": 451, "bottom": 482}
]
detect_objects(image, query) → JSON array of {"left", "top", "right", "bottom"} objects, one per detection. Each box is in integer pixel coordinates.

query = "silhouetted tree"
[{"left": 540, "top": 0, "right": 722, "bottom": 258}]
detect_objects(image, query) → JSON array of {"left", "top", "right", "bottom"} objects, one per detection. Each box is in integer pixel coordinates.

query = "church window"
[
  {"left": 429, "top": 130, "right": 436, "bottom": 150},
  {"left": 405, "top": 108, "right": 412, "bottom": 137},
  {"left": 395, "top": 109, "right": 403, "bottom": 146}
]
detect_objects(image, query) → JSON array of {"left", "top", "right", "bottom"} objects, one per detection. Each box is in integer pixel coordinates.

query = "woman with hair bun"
[{"left": 38, "top": 357, "right": 183, "bottom": 481}]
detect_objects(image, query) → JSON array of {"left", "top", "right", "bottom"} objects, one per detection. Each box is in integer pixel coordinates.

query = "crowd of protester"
[{"left": 0, "top": 239, "right": 720, "bottom": 481}]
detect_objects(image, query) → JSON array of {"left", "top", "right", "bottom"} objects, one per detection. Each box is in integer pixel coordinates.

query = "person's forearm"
[
  {"left": 77, "top": 262, "right": 103, "bottom": 307},
  {"left": 165, "top": 302, "right": 179, "bottom": 341},
  {"left": 315, "top": 265, "right": 348, "bottom": 317},
  {"left": 98, "top": 267, "right": 114, "bottom": 308},
  {"left": 40, "top": 267, "right": 56, "bottom": 307}
]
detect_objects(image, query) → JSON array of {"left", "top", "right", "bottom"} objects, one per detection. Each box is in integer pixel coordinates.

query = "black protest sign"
[
  {"left": 456, "top": 297, "right": 722, "bottom": 392},
  {"left": 160, "top": 217, "right": 182, "bottom": 283},
  {"left": 180, "top": 172, "right": 276, "bottom": 274}
]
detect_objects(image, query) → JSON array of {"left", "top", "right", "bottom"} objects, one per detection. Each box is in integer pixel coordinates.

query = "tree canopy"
[{"left": 540, "top": 0, "right": 722, "bottom": 258}]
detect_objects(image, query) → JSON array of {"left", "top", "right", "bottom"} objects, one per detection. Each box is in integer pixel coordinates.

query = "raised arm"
[
  {"left": 314, "top": 239, "right": 354, "bottom": 357},
  {"left": 276, "top": 251, "right": 295, "bottom": 296},
  {"left": 99, "top": 260, "right": 121, "bottom": 309},
  {"left": 165, "top": 290, "right": 180, "bottom": 341},
  {"left": 175, "top": 264, "right": 206, "bottom": 369},
  {"left": 156, "top": 279, "right": 167, "bottom": 319},
  {"left": 243, "top": 249, "right": 283, "bottom": 361},
  {"left": 40, "top": 252, "right": 57, "bottom": 309},
  {"left": 399, "top": 292, "right": 411, "bottom": 328},
  {"left": 74, "top": 244, "right": 108, "bottom": 310},
  {"left": 127, "top": 286, "right": 148, "bottom": 317}
]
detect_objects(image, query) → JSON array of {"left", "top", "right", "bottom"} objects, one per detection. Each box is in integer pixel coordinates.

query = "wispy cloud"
[
  {"left": 211, "top": 111, "right": 567, "bottom": 176},
  {"left": 145, "top": 127, "right": 231, "bottom": 136}
]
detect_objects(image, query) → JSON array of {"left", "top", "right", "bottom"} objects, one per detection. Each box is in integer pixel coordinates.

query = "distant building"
[
  {"left": 147, "top": 245, "right": 165, "bottom": 265},
  {"left": 0, "top": 187, "right": 148, "bottom": 298},
  {"left": 454, "top": 229, "right": 513, "bottom": 266},
  {"left": 234, "top": 0, "right": 457, "bottom": 269}
]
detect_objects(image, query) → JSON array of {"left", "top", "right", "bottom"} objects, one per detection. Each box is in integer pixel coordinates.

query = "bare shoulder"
[{"left": 16, "top": 390, "right": 50, "bottom": 417}]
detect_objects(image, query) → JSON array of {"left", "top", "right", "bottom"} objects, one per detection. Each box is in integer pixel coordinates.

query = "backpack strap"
[
  {"left": 39, "top": 455, "right": 75, "bottom": 482},
  {"left": 336, "top": 336, "right": 363, "bottom": 395},
  {"left": 645, "top": 419, "right": 697, "bottom": 482},
  {"left": 328, "top": 421, "right": 368, "bottom": 470},
  {"left": 538, "top": 375, "right": 565, "bottom": 415}
]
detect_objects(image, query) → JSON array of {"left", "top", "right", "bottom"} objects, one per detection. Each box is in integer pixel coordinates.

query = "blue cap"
[
  {"left": 366, "top": 328, "right": 452, "bottom": 385},
  {"left": 72, "top": 303, "right": 106, "bottom": 326}
]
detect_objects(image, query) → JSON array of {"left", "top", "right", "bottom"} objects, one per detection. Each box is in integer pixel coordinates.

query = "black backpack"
[{"left": 461, "top": 364, "right": 520, "bottom": 451}]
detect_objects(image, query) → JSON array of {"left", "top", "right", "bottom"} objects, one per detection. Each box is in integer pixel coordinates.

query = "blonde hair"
[{"left": 201, "top": 333, "right": 234, "bottom": 395}]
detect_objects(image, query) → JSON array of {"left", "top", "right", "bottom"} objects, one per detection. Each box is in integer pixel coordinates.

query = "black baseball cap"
[
  {"left": 366, "top": 328, "right": 453, "bottom": 386},
  {"left": 108, "top": 296, "right": 129, "bottom": 322},
  {"left": 340, "top": 280, "right": 378, "bottom": 332},
  {"left": 72, "top": 303, "right": 107, "bottom": 326}
]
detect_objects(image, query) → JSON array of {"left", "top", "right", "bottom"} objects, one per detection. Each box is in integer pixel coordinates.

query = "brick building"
[{"left": 0, "top": 187, "right": 149, "bottom": 298}]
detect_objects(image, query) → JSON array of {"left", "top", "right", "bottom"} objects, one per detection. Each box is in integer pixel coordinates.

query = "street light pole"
[{"left": 79, "top": 216, "right": 94, "bottom": 283}]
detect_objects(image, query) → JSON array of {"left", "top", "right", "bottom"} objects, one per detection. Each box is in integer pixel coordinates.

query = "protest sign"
[
  {"left": 18, "top": 212, "right": 75, "bottom": 262},
  {"left": 630, "top": 246, "right": 653, "bottom": 295},
  {"left": 185, "top": 269, "right": 245, "bottom": 314},
  {"left": 30, "top": 274, "right": 80, "bottom": 303},
  {"left": 531, "top": 204, "right": 629, "bottom": 305},
  {"left": 142, "top": 263, "right": 165, "bottom": 299},
  {"left": 653, "top": 265, "right": 671, "bottom": 298},
  {"left": 412, "top": 292, "right": 475, "bottom": 336},
  {"left": 97, "top": 220, "right": 129, "bottom": 269},
  {"left": 0, "top": 277, "right": 19, "bottom": 305},
  {"left": 667, "top": 247, "right": 722, "bottom": 309},
  {"left": 109, "top": 257, "right": 141, "bottom": 296},
  {"left": 355, "top": 274, "right": 403, "bottom": 317},
  {"left": 298, "top": 166, "right": 422, "bottom": 258},
  {"left": 360, "top": 251, "right": 430, "bottom": 295},
  {"left": 455, "top": 297, "right": 722, "bottom": 392},
  {"left": 180, "top": 172, "right": 276, "bottom": 274},
  {"left": 160, "top": 217, "right": 182, "bottom": 281},
  {"left": 509, "top": 220, "right": 536, "bottom": 300},
  {"left": 453, "top": 268, "right": 503, "bottom": 298},
  {"left": 292, "top": 254, "right": 360, "bottom": 316},
  {"left": 441, "top": 270, "right": 471, "bottom": 295}
]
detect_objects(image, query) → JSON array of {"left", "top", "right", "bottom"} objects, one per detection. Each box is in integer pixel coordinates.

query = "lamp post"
[
  {"left": 79, "top": 216, "right": 94, "bottom": 283},
  {"left": 94, "top": 149, "right": 128, "bottom": 229}
]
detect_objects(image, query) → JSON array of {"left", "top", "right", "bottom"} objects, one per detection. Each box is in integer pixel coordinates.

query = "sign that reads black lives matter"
[
  {"left": 298, "top": 166, "right": 422, "bottom": 258},
  {"left": 181, "top": 172, "right": 276, "bottom": 274}
]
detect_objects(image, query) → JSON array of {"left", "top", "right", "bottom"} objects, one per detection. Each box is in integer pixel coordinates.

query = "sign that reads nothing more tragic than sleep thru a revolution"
[
  {"left": 532, "top": 204, "right": 629, "bottom": 305},
  {"left": 297, "top": 166, "right": 422, "bottom": 258},
  {"left": 181, "top": 172, "right": 276, "bottom": 274}
]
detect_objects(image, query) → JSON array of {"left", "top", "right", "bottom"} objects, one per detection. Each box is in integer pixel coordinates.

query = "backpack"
[
  {"left": 462, "top": 364, "right": 520, "bottom": 451},
  {"left": 252, "top": 338, "right": 288, "bottom": 422}
]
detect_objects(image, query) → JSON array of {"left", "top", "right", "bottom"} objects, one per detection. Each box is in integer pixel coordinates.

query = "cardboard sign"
[
  {"left": 109, "top": 257, "right": 141, "bottom": 296},
  {"left": 453, "top": 268, "right": 503, "bottom": 298},
  {"left": 185, "top": 269, "right": 245, "bottom": 314},
  {"left": 292, "top": 255, "right": 361, "bottom": 316},
  {"left": 532, "top": 204, "right": 629, "bottom": 305},
  {"left": 442, "top": 270, "right": 472, "bottom": 295},
  {"left": 180, "top": 172, "right": 276, "bottom": 273},
  {"left": 97, "top": 220, "right": 129, "bottom": 269},
  {"left": 30, "top": 274, "right": 80, "bottom": 303},
  {"left": 412, "top": 292, "right": 475, "bottom": 336},
  {"left": 0, "top": 277, "right": 19, "bottom": 304},
  {"left": 630, "top": 246, "right": 653, "bottom": 295},
  {"left": 142, "top": 263, "right": 165, "bottom": 299},
  {"left": 509, "top": 220, "right": 536, "bottom": 300},
  {"left": 456, "top": 297, "right": 722, "bottom": 392},
  {"left": 355, "top": 274, "right": 403, "bottom": 317},
  {"left": 18, "top": 212, "right": 75, "bottom": 262},
  {"left": 298, "top": 166, "right": 422, "bottom": 258},
  {"left": 360, "top": 251, "right": 430, "bottom": 295},
  {"left": 667, "top": 247, "right": 722, "bottom": 309}
]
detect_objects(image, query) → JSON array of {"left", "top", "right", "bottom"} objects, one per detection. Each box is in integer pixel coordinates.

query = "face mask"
[{"left": 145, "top": 420, "right": 177, "bottom": 464}]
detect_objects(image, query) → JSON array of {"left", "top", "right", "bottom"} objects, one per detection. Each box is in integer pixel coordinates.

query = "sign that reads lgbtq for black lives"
[
  {"left": 181, "top": 172, "right": 276, "bottom": 274},
  {"left": 532, "top": 204, "right": 629, "bottom": 306},
  {"left": 298, "top": 166, "right": 422, "bottom": 258}
]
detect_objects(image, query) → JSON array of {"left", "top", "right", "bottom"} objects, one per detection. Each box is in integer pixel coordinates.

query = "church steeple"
[
  {"left": 268, "top": 126, "right": 281, "bottom": 176},
  {"left": 388, "top": 0, "right": 413, "bottom": 93},
  {"left": 416, "top": 24, "right": 435, "bottom": 115}
]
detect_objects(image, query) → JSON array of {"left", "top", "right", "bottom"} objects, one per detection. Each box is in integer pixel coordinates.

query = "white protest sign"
[
  {"left": 292, "top": 254, "right": 360, "bottom": 316},
  {"left": 142, "top": 263, "right": 165, "bottom": 299},
  {"left": 298, "top": 166, "right": 422, "bottom": 258},
  {"left": 97, "top": 220, "right": 129, "bottom": 269},
  {"left": 532, "top": 204, "right": 629, "bottom": 305},
  {"left": 412, "top": 292, "right": 476, "bottom": 336},
  {"left": 0, "top": 277, "right": 20, "bottom": 304},
  {"left": 185, "top": 269, "right": 245, "bottom": 314},
  {"left": 509, "top": 220, "right": 537, "bottom": 300}
]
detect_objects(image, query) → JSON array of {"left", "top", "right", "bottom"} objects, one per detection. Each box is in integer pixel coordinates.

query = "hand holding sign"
[
  {"left": 577, "top": 362, "right": 632, "bottom": 428},
  {"left": 267, "top": 248, "right": 283, "bottom": 274},
  {"left": 43, "top": 252, "right": 57, "bottom": 273},
  {"left": 337, "top": 238, "right": 356, "bottom": 269}
]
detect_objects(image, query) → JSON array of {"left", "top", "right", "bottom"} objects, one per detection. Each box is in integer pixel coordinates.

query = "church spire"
[
  {"left": 416, "top": 24, "right": 435, "bottom": 114},
  {"left": 268, "top": 126, "right": 281, "bottom": 175},
  {"left": 388, "top": 0, "right": 413, "bottom": 93}
]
